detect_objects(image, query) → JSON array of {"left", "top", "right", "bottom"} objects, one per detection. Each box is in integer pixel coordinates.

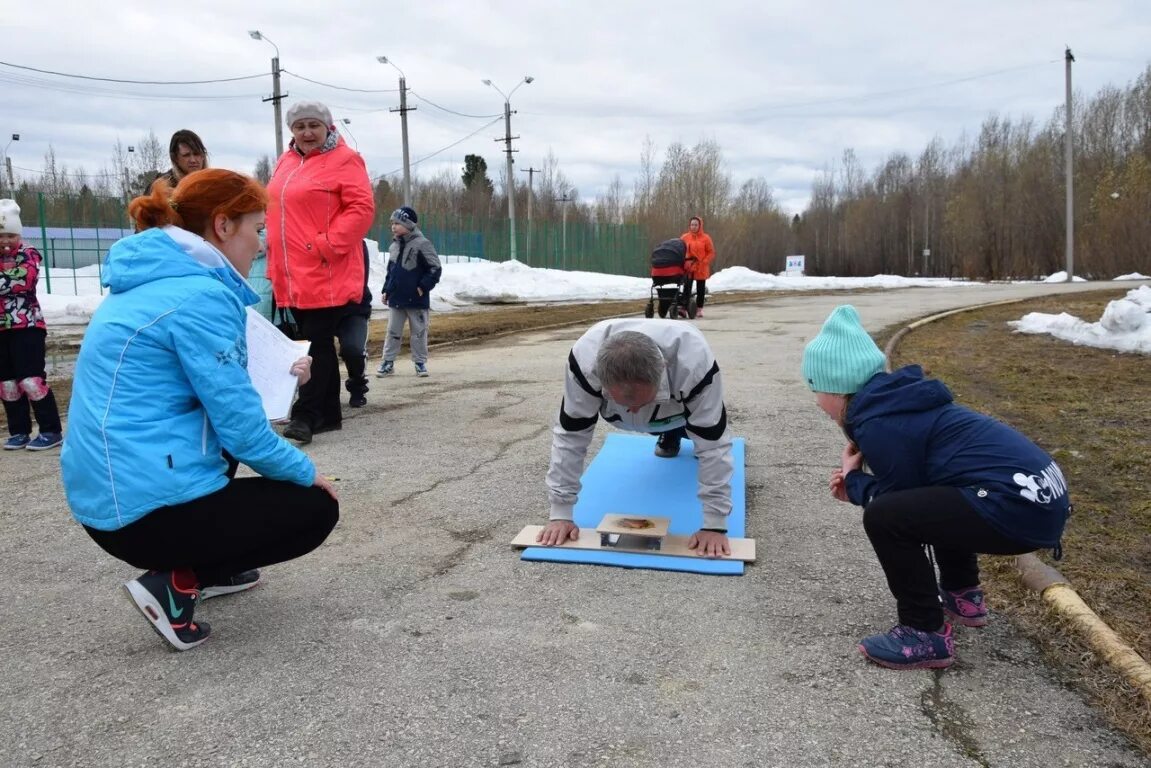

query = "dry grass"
[{"left": 881, "top": 289, "right": 1151, "bottom": 754}]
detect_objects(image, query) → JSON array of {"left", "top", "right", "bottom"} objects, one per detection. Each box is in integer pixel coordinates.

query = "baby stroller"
[{"left": 644, "top": 238, "right": 697, "bottom": 319}]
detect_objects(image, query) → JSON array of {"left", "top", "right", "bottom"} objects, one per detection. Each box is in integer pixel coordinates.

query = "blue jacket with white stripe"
[{"left": 61, "top": 226, "right": 315, "bottom": 531}]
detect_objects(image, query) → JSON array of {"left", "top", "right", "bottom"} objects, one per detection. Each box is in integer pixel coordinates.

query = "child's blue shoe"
[
  {"left": 414, "top": 362, "right": 429, "bottom": 377},
  {"left": 858, "top": 623, "right": 954, "bottom": 670},
  {"left": 26, "top": 432, "right": 63, "bottom": 451},
  {"left": 941, "top": 585, "right": 988, "bottom": 627},
  {"left": 4, "top": 434, "right": 30, "bottom": 450}
]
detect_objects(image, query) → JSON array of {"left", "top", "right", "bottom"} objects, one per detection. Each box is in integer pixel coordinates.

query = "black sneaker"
[
  {"left": 123, "top": 571, "right": 210, "bottom": 651},
  {"left": 200, "top": 569, "right": 261, "bottom": 601},
  {"left": 349, "top": 394, "right": 367, "bottom": 408},
  {"left": 282, "top": 419, "right": 312, "bottom": 444},
  {"left": 654, "top": 431, "right": 681, "bottom": 458}
]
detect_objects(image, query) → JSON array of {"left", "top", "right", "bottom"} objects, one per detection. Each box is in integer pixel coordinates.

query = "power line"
[
  {"left": 282, "top": 70, "right": 396, "bottom": 93},
  {"left": 0, "top": 59, "right": 265, "bottom": 84},
  {"left": 12, "top": 164, "right": 124, "bottom": 179},
  {"left": 409, "top": 90, "right": 502, "bottom": 119},
  {"left": 0, "top": 72, "right": 261, "bottom": 101},
  {"left": 374, "top": 117, "right": 503, "bottom": 180}
]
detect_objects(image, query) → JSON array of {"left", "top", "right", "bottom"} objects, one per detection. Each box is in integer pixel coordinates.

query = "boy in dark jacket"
[
  {"left": 376, "top": 206, "right": 441, "bottom": 377},
  {"left": 803, "top": 305, "right": 1071, "bottom": 671}
]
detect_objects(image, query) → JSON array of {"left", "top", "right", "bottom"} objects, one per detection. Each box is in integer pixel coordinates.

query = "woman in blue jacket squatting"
[
  {"left": 802, "top": 305, "right": 1071, "bottom": 670},
  {"left": 61, "top": 170, "right": 339, "bottom": 651}
]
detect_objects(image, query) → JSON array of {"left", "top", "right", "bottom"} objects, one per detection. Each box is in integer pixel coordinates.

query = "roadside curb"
[{"left": 882, "top": 297, "right": 1151, "bottom": 706}]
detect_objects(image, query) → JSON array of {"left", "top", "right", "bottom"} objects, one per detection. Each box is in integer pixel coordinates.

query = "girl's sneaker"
[
  {"left": 26, "top": 432, "right": 63, "bottom": 451},
  {"left": 4, "top": 434, "right": 30, "bottom": 450},
  {"left": 941, "top": 585, "right": 989, "bottom": 627},
  {"left": 414, "top": 362, "right": 429, "bottom": 377},
  {"left": 123, "top": 570, "right": 210, "bottom": 651},
  {"left": 858, "top": 623, "right": 954, "bottom": 670}
]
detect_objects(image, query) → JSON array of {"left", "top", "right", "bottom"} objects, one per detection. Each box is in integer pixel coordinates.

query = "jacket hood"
[
  {"left": 102, "top": 226, "right": 260, "bottom": 306},
  {"left": 847, "top": 364, "right": 953, "bottom": 425}
]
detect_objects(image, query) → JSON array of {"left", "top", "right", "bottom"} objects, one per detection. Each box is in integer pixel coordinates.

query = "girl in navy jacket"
[{"left": 802, "top": 305, "right": 1071, "bottom": 670}]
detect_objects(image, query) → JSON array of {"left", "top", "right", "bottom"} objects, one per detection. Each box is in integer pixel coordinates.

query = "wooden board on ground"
[{"left": 511, "top": 525, "right": 756, "bottom": 562}]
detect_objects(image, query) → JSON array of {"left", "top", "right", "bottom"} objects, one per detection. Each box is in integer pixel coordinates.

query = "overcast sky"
[{"left": 5, "top": 0, "right": 1150, "bottom": 214}]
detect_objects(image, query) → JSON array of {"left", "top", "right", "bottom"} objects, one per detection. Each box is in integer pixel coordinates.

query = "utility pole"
[
  {"left": 1064, "top": 46, "right": 1075, "bottom": 282},
  {"left": 557, "top": 191, "right": 573, "bottom": 269},
  {"left": 498, "top": 101, "right": 519, "bottom": 261},
  {"left": 483, "top": 76, "right": 534, "bottom": 262},
  {"left": 250, "top": 32, "right": 287, "bottom": 157},
  {"left": 379, "top": 57, "right": 415, "bottom": 204},
  {"left": 2, "top": 133, "right": 19, "bottom": 197},
  {"left": 520, "top": 166, "right": 539, "bottom": 265},
  {"left": 270, "top": 57, "right": 284, "bottom": 156},
  {"left": 395, "top": 77, "right": 414, "bottom": 204}
]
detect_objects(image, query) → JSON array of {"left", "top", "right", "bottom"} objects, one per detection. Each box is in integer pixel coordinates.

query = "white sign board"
[{"left": 784, "top": 254, "right": 806, "bottom": 275}]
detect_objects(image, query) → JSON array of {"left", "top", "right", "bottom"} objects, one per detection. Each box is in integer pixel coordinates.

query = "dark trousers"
[
  {"left": 85, "top": 476, "right": 339, "bottom": 586},
  {"left": 862, "top": 486, "right": 1033, "bottom": 631},
  {"left": 684, "top": 277, "right": 707, "bottom": 307},
  {"left": 0, "top": 328, "right": 62, "bottom": 436},
  {"left": 336, "top": 310, "right": 369, "bottom": 398},
  {"left": 290, "top": 305, "right": 348, "bottom": 429}
]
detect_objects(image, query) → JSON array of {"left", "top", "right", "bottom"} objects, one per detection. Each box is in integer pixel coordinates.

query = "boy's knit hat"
[
  {"left": 286, "top": 100, "right": 334, "bottom": 128},
  {"left": 802, "top": 305, "right": 887, "bottom": 394},
  {"left": 390, "top": 206, "right": 418, "bottom": 230},
  {"left": 0, "top": 199, "right": 21, "bottom": 236}
]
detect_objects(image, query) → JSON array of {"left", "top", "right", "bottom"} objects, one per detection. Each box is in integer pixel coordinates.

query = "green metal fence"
[
  {"left": 378, "top": 216, "right": 651, "bottom": 277},
  {"left": 15, "top": 192, "right": 653, "bottom": 295}
]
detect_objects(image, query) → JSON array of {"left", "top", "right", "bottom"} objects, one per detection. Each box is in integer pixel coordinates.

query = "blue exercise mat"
[{"left": 521, "top": 433, "right": 747, "bottom": 575}]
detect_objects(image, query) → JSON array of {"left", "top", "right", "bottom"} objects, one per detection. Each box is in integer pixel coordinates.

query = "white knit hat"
[
  {"left": 0, "top": 199, "right": 21, "bottom": 236},
  {"left": 286, "top": 100, "right": 334, "bottom": 128}
]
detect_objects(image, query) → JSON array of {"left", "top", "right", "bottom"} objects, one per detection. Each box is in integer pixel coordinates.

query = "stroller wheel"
[
  {"left": 686, "top": 298, "right": 698, "bottom": 319},
  {"left": 644, "top": 301, "right": 655, "bottom": 318}
]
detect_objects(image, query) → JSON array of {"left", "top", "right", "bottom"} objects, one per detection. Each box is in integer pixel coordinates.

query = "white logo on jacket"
[{"left": 1012, "top": 461, "right": 1068, "bottom": 504}]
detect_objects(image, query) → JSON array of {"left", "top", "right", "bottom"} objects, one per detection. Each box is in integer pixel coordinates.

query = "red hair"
[{"left": 129, "top": 169, "right": 268, "bottom": 235}]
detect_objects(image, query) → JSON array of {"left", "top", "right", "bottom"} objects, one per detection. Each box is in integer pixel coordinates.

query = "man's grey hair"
[{"left": 595, "top": 331, "right": 665, "bottom": 389}]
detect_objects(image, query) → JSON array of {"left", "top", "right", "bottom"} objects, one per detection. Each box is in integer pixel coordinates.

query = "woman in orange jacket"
[
  {"left": 267, "top": 101, "right": 375, "bottom": 445},
  {"left": 681, "top": 216, "right": 715, "bottom": 317}
]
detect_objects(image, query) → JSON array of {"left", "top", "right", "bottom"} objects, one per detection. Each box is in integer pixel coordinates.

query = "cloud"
[{"left": 4, "top": 0, "right": 1150, "bottom": 215}]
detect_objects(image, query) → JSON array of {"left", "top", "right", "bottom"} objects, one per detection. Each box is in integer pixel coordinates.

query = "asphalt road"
[{"left": 5, "top": 282, "right": 1147, "bottom": 768}]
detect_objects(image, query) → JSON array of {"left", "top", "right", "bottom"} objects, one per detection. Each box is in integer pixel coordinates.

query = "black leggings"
[
  {"left": 85, "top": 477, "right": 338, "bottom": 586},
  {"left": 862, "top": 486, "right": 1033, "bottom": 631},
  {"left": 291, "top": 305, "right": 348, "bottom": 429}
]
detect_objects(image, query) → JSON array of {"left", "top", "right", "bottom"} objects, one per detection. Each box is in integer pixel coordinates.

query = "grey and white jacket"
[{"left": 546, "top": 318, "right": 734, "bottom": 530}]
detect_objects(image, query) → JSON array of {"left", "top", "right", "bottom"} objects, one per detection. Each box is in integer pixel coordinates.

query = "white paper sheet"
[{"left": 245, "top": 308, "right": 311, "bottom": 421}]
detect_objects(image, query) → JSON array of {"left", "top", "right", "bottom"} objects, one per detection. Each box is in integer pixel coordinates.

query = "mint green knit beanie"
[{"left": 802, "top": 305, "right": 887, "bottom": 394}]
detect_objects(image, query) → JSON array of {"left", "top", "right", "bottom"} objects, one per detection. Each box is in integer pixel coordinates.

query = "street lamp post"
[
  {"left": 1, "top": 133, "right": 19, "bottom": 197},
  {"left": 249, "top": 30, "right": 285, "bottom": 157},
  {"left": 378, "top": 56, "right": 414, "bottom": 205},
  {"left": 483, "top": 76, "right": 534, "bottom": 262},
  {"left": 339, "top": 118, "right": 359, "bottom": 150}
]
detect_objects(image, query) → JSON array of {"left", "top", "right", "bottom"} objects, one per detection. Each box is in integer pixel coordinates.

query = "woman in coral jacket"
[
  {"left": 267, "top": 101, "right": 375, "bottom": 445},
  {"left": 680, "top": 216, "right": 715, "bottom": 317}
]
